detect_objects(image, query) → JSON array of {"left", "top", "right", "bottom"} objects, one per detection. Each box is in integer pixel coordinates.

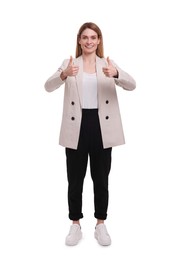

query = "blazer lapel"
[
  {"left": 75, "top": 56, "right": 83, "bottom": 108},
  {"left": 96, "top": 56, "right": 108, "bottom": 108}
]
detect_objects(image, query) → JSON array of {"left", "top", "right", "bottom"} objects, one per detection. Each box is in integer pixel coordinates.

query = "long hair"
[{"left": 75, "top": 22, "right": 104, "bottom": 58}]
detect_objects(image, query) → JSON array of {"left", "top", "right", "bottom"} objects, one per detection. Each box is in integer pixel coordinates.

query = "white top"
[{"left": 82, "top": 72, "right": 98, "bottom": 109}]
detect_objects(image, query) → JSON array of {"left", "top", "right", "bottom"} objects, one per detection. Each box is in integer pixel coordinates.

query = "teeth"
[{"left": 85, "top": 45, "right": 94, "bottom": 48}]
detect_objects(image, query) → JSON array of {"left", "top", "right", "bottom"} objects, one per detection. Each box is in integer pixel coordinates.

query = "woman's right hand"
[{"left": 61, "top": 56, "right": 79, "bottom": 80}]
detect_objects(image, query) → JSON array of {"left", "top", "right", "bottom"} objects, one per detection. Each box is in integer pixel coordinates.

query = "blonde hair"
[{"left": 76, "top": 22, "right": 104, "bottom": 58}]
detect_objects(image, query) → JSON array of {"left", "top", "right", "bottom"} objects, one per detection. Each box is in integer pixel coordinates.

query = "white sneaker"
[
  {"left": 65, "top": 224, "right": 82, "bottom": 246},
  {"left": 94, "top": 223, "right": 111, "bottom": 246}
]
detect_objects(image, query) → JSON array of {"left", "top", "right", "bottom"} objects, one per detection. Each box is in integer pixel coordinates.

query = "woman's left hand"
[{"left": 102, "top": 57, "right": 118, "bottom": 78}]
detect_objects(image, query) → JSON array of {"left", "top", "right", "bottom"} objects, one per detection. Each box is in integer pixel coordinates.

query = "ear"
[{"left": 97, "top": 38, "right": 100, "bottom": 45}]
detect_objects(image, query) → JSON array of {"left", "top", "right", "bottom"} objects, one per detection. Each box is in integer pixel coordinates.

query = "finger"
[
  {"left": 69, "top": 55, "right": 73, "bottom": 66},
  {"left": 106, "top": 56, "right": 111, "bottom": 66},
  {"left": 106, "top": 56, "right": 109, "bottom": 66}
]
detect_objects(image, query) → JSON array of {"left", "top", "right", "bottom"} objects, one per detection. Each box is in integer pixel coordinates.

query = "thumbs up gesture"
[
  {"left": 102, "top": 57, "right": 118, "bottom": 78},
  {"left": 62, "top": 56, "right": 79, "bottom": 79}
]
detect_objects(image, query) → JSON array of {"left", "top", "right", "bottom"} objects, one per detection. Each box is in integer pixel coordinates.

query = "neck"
[{"left": 82, "top": 53, "right": 96, "bottom": 64}]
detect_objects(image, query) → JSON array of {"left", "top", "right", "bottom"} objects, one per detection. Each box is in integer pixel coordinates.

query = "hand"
[
  {"left": 102, "top": 57, "right": 118, "bottom": 78},
  {"left": 62, "top": 56, "right": 79, "bottom": 78}
]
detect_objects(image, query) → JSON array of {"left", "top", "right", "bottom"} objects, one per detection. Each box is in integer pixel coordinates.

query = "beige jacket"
[{"left": 44, "top": 55, "right": 136, "bottom": 149}]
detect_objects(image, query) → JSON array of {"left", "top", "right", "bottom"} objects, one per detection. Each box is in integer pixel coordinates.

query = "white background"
[{"left": 0, "top": 0, "right": 175, "bottom": 259}]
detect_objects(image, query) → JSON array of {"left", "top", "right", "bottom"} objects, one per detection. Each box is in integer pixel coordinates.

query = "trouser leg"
[
  {"left": 90, "top": 147, "right": 112, "bottom": 220},
  {"left": 65, "top": 110, "right": 89, "bottom": 220},
  {"left": 65, "top": 147, "right": 88, "bottom": 220},
  {"left": 88, "top": 109, "right": 112, "bottom": 220}
]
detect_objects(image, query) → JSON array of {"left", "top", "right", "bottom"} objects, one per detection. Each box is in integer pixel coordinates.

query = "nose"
[{"left": 87, "top": 37, "right": 92, "bottom": 43}]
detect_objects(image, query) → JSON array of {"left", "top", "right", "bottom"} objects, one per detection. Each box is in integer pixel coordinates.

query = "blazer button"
[
  {"left": 106, "top": 100, "right": 109, "bottom": 104},
  {"left": 71, "top": 101, "right": 75, "bottom": 105},
  {"left": 106, "top": 116, "right": 109, "bottom": 120},
  {"left": 71, "top": 117, "right": 75, "bottom": 120}
]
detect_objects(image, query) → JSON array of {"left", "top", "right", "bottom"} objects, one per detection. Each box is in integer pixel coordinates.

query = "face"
[{"left": 79, "top": 28, "right": 100, "bottom": 55}]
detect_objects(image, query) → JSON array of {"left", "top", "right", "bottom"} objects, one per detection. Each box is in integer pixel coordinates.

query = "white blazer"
[{"left": 45, "top": 55, "right": 136, "bottom": 149}]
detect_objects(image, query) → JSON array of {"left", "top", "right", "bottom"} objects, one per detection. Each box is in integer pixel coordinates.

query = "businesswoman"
[{"left": 44, "top": 22, "right": 136, "bottom": 246}]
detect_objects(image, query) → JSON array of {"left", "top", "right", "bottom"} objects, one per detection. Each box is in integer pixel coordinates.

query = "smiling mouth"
[{"left": 85, "top": 45, "right": 94, "bottom": 49}]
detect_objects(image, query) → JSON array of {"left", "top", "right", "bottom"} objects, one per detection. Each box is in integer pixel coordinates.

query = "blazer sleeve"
[
  {"left": 44, "top": 59, "right": 68, "bottom": 92},
  {"left": 111, "top": 60, "right": 136, "bottom": 91}
]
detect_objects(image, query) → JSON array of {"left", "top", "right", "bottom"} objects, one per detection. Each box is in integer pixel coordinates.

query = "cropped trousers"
[{"left": 65, "top": 109, "right": 112, "bottom": 220}]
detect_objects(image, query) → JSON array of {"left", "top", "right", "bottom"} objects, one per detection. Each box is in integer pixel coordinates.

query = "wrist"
[
  {"left": 113, "top": 69, "right": 119, "bottom": 78},
  {"left": 61, "top": 70, "right": 67, "bottom": 80}
]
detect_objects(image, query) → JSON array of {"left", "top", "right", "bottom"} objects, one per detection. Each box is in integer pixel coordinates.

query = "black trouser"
[{"left": 65, "top": 109, "right": 112, "bottom": 220}]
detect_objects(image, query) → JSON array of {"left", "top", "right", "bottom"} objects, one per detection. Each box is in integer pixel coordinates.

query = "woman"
[{"left": 44, "top": 22, "right": 136, "bottom": 246}]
